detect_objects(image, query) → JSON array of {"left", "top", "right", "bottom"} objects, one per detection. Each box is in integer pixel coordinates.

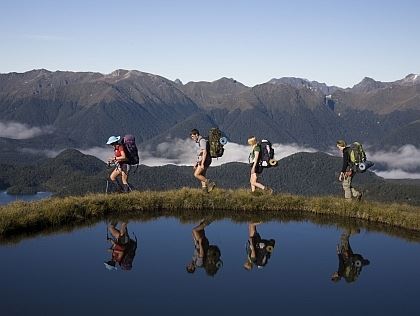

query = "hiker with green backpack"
[
  {"left": 336, "top": 140, "right": 363, "bottom": 201},
  {"left": 190, "top": 129, "right": 216, "bottom": 193}
]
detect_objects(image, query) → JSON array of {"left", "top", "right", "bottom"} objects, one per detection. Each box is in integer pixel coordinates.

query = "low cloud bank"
[
  {"left": 79, "top": 140, "right": 317, "bottom": 166},
  {"left": 368, "top": 145, "right": 420, "bottom": 171},
  {"left": 20, "top": 140, "right": 420, "bottom": 179},
  {"left": 0, "top": 121, "right": 54, "bottom": 139}
]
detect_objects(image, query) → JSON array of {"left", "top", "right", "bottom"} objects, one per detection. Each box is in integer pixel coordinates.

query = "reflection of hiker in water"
[
  {"left": 104, "top": 221, "right": 137, "bottom": 271},
  {"left": 244, "top": 222, "right": 275, "bottom": 270},
  {"left": 331, "top": 229, "right": 370, "bottom": 283},
  {"left": 186, "top": 219, "right": 223, "bottom": 276}
]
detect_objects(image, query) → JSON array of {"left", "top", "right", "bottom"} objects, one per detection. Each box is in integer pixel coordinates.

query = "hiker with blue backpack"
[
  {"left": 336, "top": 140, "right": 363, "bottom": 201},
  {"left": 106, "top": 135, "right": 139, "bottom": 193},
  {"left": 247, "top": 136, "right": 273, "bottom": 194}
]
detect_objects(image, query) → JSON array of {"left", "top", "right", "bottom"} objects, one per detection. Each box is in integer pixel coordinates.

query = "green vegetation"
[{"left": 1, "top": 188, "right": 420, "bottom": 240}]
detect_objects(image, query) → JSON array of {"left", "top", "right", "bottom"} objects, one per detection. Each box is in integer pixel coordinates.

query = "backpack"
[
  {"left": 349, "top": 142, "right": 366, "bottom": 164},
  {"left": 208, "top": 128, "right": 226, "bottom": 158},
  {"left": 122, "top": 134, "right": 139, "bottom": 165},
  {"left": 120, "top": 236, "right": 138, "bottom": 271},
  {"left": 258, "top": 139, "right": 275, "bottom": 168}
]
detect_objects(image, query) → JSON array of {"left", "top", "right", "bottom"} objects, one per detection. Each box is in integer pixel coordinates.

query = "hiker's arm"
[
  {"left": 341, "top": 150, "right": 349, "bottom": 173},
  {"left": 201, "top": 148, "right": 207, "bottom": 167},
  {"left": 252, "top": 151, "right": 260, "bottom": 172}
]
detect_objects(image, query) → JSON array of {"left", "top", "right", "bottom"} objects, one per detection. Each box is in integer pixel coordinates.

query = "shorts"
[
  {"left": 116, "top": 163, "right": 131, "bottom": 174},
  {"left": 250, "top": 163, "right": 263, "bottom": 174},
  {"left": 196, "top": 158, "right": 212, "bottom": 169}
]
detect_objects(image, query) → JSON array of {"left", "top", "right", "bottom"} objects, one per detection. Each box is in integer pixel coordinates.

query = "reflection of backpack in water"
[
  {"left": 204, "top": 245, "right": 223, "bottom": 276},
  {"left": 343, "top": 254, "right": 370, "bottom": 283},
  {"left": 247, "top": 238, "right": 275, "bottom": 268},
  {"left": 122, "top": 134, "right": 139, "bottom": 165},
  {"left": 258, "top": 140, "right": 276, "bottom": 168},
  {"left": 120, "top": 236, "right": 138, "bottom": 271},
  {"left": 208, "top": 128, "right": 226, "bottom": 158}
]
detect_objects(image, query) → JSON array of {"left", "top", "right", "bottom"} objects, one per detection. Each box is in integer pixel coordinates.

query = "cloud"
[
  {"left": 368, "top": 145, "right": 420, "bottom": 171},
  {"left": 19, "top": 140, "right": 420, "bottom": 179},
  {"left": 0, "top": 121, "right": 54, "bottom": 139},
  {"left": 20, "top": 148, "right": 62, "bottom": 158},
  {"left": 76, "top": 140, "right": 317, "bottom": 167},
  {"left": 374, "top": 169, "right": 420, "bottom": 179}
]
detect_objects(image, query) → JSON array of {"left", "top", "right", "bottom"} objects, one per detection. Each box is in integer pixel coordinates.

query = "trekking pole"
[{"left": 106, "top": 218, "right": 109, "bottom": 241}]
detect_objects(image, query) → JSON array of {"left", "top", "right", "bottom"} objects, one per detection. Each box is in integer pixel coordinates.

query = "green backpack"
[
  {"left": 208, "top": 128, "right": 226, "bottom": 158},
  {"left": 349, "top": 142, "right": 366, "bottom": 164}
]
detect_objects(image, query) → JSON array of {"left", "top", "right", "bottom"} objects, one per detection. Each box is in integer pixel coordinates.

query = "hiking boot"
[
  {"left": 264, "top": 187, "right": 273, "bottom": 195},
  {"left": 199, "top": 218, "right": 213, "bottom": 226},
  {"left": 202, "top": 186, "right": 208, "bottom": 193},
  {"left": 356, "top": 192, "right": 363, "bottom": 202},
  {"left": 207, "top": 181, "right": 216, "bottom": 193}
]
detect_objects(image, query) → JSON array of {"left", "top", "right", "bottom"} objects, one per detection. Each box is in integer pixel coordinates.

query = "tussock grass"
[{"left": 1, "top": 188, "right": 420, "bottom": 238}]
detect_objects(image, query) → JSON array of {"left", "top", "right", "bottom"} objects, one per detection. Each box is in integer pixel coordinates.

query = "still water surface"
[
  {"left": 1, "top": 216, "right": 419, "bottom": 315},
  {"left": 0, "top": 191, "right": 52, "bottom": 205}
]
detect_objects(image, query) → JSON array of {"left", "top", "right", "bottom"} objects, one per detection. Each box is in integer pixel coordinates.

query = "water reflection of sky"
[{"left": 1, "top": 218, "right": 420, "bottom": 315}]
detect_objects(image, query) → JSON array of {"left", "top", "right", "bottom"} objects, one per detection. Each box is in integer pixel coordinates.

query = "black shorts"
[{"left": 250, "top": 164, "right": 263, "bottom": 174}]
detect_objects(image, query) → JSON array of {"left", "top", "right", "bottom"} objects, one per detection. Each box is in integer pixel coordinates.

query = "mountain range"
[{"left": 0, "top": 69, "right": 419, "bottom": 165}]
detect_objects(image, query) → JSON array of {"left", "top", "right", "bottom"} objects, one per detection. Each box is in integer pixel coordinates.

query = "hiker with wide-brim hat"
[{"left": 107, "top": 135, "right": 130, "bottom": 193}]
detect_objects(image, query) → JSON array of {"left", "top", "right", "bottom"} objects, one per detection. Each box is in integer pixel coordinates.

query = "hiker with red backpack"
[
  {"left": 247, "top": 136, "right": 273, "bottom": 194},
  {"left": 104, "top": 221, "right": 138, "bottom": 271},
  {"left": 106, "top": 135, "right": 130, "bottom": 193}
]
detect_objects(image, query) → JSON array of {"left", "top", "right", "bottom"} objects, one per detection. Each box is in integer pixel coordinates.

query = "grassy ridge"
[{"left": 1, "top": 188, "right": 420, "bottom": 238}]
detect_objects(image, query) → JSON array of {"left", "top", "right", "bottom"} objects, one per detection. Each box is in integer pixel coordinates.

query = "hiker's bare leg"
[
  {"left": 108, "top": 225, "right": 122, "bottom": 239},
  {"left": 110, "top": 169, "right": 121, "bottom": 181},
  {"left": 121, "top": 170, "right": 128, "bottom": 185},
  {"left": 194, "top": 166, "right": 208, "bottom": 184},
  {"left": 248, "top": 223, "right": 257, "bottom": 237},
  {"left": 250, "top": 173, "right": 265, "bottom": 191}
]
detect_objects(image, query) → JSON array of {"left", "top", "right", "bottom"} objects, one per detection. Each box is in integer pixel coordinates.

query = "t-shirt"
[
  {"left": 250, "top": 145, "right": 261, "bottom": 163},
  {"left": 196, "top": 136, "right": 210, "bottom": 163},
  {"left": 114, "top": 145, "right": 125, "bottom": 159}
]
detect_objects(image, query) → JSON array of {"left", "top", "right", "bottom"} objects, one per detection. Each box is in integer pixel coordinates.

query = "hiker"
[
  {"left": 106, "top": 135, "right": 130, "bottom": 193},
  {"left": 336, "top": 140, "right": 362, "bottom": 201},
  {"left": 186, "top": 219, "right": 223, "bottom": 276},
  {"left": 331, "top": 228, "right": 370, "bottom": 283},
  {"left": 247, "top": 136, "right": 273, "bottom": 193},
  {"left": 190, "top": 129, "right": 216, "bottom": 193},
  {"left": 104, "top": 221, "right": 138, "bottom": 271},
  {"left": 243, "top": 222, "right": 275, "bottom": 271}
]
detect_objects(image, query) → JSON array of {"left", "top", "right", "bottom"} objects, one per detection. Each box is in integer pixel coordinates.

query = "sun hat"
[{"left": 106, "top": 136, "right": 121, "bottom": 145}]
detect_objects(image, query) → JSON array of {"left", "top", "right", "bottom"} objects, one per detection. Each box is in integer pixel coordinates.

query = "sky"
[{"left": 0, "top": 0, "right": 419, "bottom": 88}]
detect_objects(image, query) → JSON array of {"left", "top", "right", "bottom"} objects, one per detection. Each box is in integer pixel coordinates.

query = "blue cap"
[{"left": 106, "top": 136, "right": 121, "bottom": 145}]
